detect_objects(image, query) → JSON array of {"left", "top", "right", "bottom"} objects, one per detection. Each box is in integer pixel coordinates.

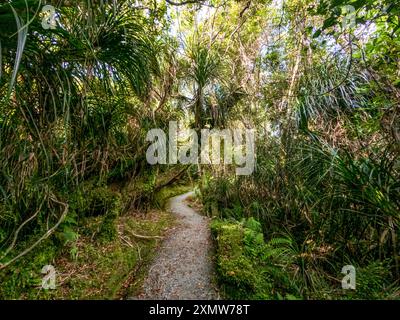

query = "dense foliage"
[
  {"left": 1, "top": 0, "right": 399, "bottom": 299},
  {"left": 198, "top": 0, "right": 399, "bottom": 299}
]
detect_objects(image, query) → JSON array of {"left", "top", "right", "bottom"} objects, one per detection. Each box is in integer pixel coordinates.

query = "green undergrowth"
[
  {"left": 210, "top": 217, "right": 400, "bottom": 300},
  {"left": 0, "top": 211, "right": 173, "bottom": 299},
  {"left": 0, "top": 182, "right": 191, "bottom": 299},
  {"left": 211, "top": 218, "right": 299, "bottom": 300}
]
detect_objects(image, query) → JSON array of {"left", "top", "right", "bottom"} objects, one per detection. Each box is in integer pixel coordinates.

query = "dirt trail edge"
[{"left": 136, "top": 191, "right": 219, "bottom": 300}]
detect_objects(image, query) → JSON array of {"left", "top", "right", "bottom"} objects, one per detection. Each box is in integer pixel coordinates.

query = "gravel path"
[{"left": 137, "top": 191, "right": 219, "bottom": 300}]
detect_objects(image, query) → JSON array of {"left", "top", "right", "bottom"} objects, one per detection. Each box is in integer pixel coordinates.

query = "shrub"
[{"left": 211, "top": 218, "right": 296, "bottom": 299}]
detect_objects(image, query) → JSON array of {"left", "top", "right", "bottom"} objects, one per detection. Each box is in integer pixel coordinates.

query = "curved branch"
[
  {"left": 0, "top": 197, "right": 69, "bottom": 270},
  {"left": 0, "top": 198, "right": 46, "bottom": 261}
]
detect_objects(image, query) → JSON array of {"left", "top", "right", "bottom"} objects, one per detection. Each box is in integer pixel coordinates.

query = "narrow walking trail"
[{"left": 137, "top": 191, "right": 219, "bottom": 299}]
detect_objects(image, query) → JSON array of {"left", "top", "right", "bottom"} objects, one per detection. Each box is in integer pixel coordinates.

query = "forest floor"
[
  {"left": 0, "top": 207, "right": 175, "bottom": 299},
  {"left": 136, "top": 191, "right": 219, "bottom": 299},
  {"left": 0, "top": 185, "right": 220, "bottom": 299}
]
